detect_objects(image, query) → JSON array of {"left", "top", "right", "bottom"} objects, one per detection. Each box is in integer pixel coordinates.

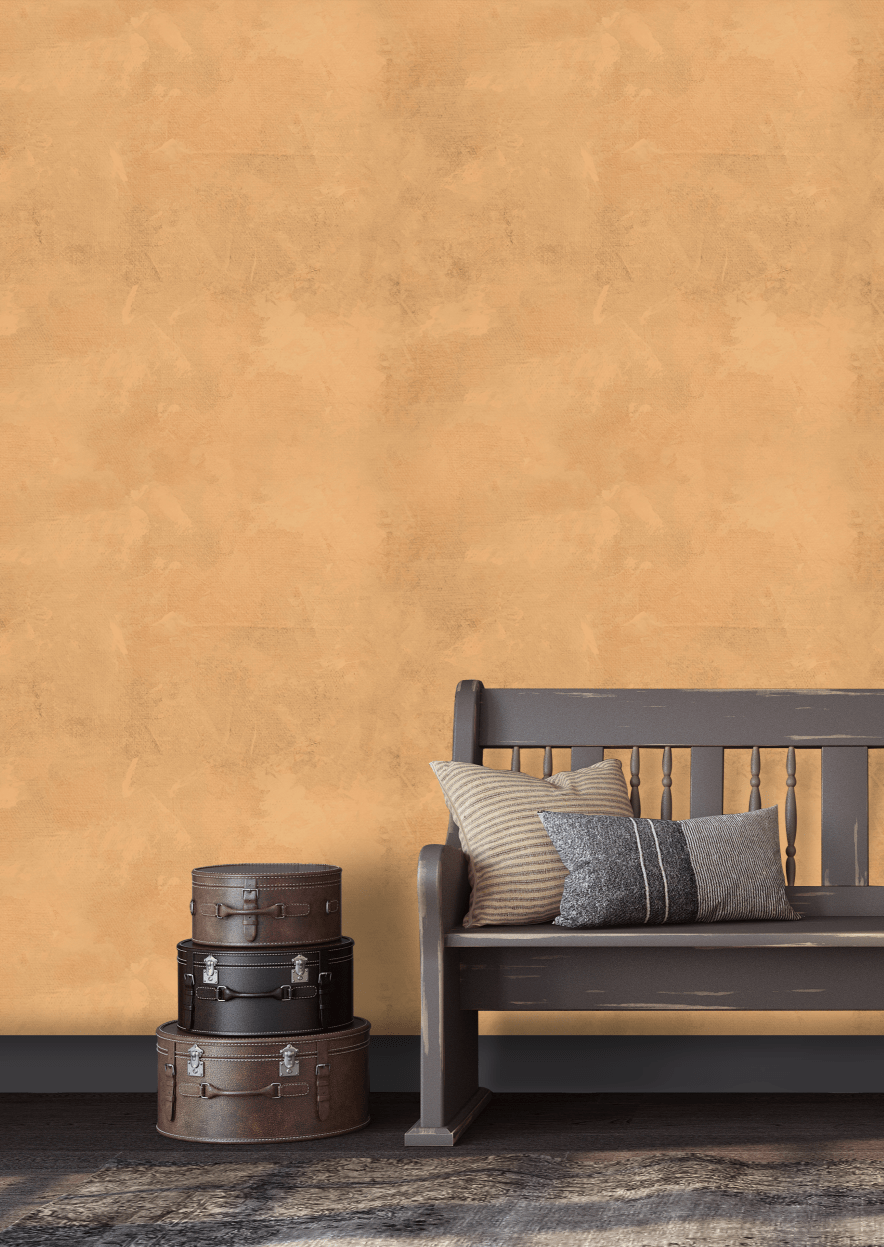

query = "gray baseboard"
[
  {"left": 477, "top": 1035, "right": 884, "bottom": 1094},
  {"left": 2, "top": 1035, "right": 884, "bottom": 1094}
]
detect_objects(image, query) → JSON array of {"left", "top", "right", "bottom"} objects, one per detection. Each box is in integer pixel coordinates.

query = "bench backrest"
[{"left": 448, "top": 682, "right": 884, "bottom": 917}]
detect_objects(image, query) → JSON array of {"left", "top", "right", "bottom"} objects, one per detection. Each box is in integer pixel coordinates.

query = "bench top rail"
[
  {"left": 447, "top": 681, "right": 878, "bottom": 901},
  {"left": 473, "top": 686, "right": 884, "bottom": 750}
]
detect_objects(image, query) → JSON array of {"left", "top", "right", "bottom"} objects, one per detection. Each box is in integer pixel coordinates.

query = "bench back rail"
[{"left": 446, "top": 682, "right": 884, "bottom": 915}]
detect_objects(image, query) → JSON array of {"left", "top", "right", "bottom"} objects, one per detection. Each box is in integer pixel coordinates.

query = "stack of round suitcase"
[{"left": 156, "top": 863, "right": 370, "bottom": 1143}]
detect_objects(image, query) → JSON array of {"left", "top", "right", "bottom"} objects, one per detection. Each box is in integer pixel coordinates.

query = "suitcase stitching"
[
  {"left": 168, "top": 1033, "right": 366, "bottom": 1046},
  {"left": 179, "top": 957, "right": 344, "bottom": 965},
  {"left": 192, "top": 871, "right": 340, "bottom": 879},
  {"left": 197, "top": 939, "right": 343, "bottom": 945},
  {"left": 191, "top": 882, "right": 339, "bottom": 890},
  {"left": 175, "top": 1054, "right": 337, "bottom": 1061},
  {"left": 167, "top": 1027, "right": 367, "bottom": 1042}
]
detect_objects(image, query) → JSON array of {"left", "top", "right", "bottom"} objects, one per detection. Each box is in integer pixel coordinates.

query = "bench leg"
[
  {"left": 404, "top": 843, "right": 492, "bottom": 1146},
  {"left": 404, "top": 995, "right": 491, "bottom": 1145}
]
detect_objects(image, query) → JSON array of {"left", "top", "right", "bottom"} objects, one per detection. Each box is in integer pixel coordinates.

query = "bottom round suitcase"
[{"left": 156, "top": 1016, "right": 370, "bottom": 1143}]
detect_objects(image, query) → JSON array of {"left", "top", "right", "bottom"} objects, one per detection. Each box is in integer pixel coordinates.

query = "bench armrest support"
[{"left": 411, "top": 840, "right": 486, "bottom": 1139}]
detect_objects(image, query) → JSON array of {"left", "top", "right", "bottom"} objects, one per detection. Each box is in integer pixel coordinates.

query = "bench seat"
[
  {"left": 449, "top": 917, "right": 884, "bottom": 1013},
  {"left": 446, "top": 916, "right": 884, "bottom": 948}
]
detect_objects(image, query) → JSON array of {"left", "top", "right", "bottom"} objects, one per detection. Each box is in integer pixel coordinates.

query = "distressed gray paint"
[
  {"left": 445, "top": 912, "right": 884, "bottom": 947},
  {"left": 821, "top": 747, "right": 869, "bottom": 885},
  {"left": 408, "top": 682, "right": 884, "bottom": 1147},
  {"left": 479, "top": 688, "right": 884, "bottom": 748},
  {"left": 571, "top": 746, "right": 604, "bottom": 769},
  {"left": 690, "top": 747, "right": 724, "bottom": 816},
  {"left": 405, "top": 842, "right": 491, "bottom": 1147},
  {"left": 459, "top": 946, "right": 884, "bottom": 1010}
]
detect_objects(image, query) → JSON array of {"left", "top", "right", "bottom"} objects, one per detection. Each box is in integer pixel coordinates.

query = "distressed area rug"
[{"left": 2, "top": 1153, "right": 884, "bottom": 1246}]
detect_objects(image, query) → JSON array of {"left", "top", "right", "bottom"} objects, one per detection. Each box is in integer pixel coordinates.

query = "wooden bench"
[{"left": 404, "top": 681, "right": 884, "bottom": 1146}]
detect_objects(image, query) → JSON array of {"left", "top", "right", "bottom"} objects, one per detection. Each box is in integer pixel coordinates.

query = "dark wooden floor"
[{"left": 3, "top": 1092, "right": 884, "bottom": 1230}]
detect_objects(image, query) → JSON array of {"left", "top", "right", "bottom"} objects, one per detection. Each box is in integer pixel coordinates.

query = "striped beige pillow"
[{"left": 429, "top": 759, "right": 633, "bottom": 927}]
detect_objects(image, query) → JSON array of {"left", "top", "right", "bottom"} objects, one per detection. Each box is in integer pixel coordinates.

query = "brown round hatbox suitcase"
[
  {"left": 191, "top": 863, "right": 341, "bottom": 947},
  {"left": 156, "top": 1017, "right": 370, "bottom": 1143}
]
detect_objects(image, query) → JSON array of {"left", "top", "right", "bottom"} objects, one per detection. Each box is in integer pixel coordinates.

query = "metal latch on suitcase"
[
  {"left": 280, "top": 1044, "right": 299, "bottom": 1076},
  {"left": 187, "top": 1044, "right": 205, "bottom": 1077},
  {"left": 202, "top": 956, "right": 218, "bottom": 985},
  {"left": 292, "top": 955, "right": 309, "bottom": 983}
]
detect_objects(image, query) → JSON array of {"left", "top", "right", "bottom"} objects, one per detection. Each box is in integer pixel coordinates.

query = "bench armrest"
[{"left": 417, "top": 842, "right": 470, "bottom": 940}]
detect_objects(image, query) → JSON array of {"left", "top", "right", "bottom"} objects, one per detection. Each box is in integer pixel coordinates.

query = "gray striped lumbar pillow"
[
  {"left": 430, "top": 759, "right": 633, "bottom": 927},
  {"left": 538, "top": 807, "right": 800, "bottom": 927}
]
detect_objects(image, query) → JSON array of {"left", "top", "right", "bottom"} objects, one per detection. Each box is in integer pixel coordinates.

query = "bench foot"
[{"left": 404, "top": 1086, "right": 492, "bottom": 1147}]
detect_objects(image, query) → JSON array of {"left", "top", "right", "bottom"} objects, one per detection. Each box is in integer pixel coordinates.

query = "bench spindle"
[
  {"left": 543, "top": 747, "right": 553, "bottom": 779},
  {"left": 661, "top": 746, "right": 673, "bottom": 820},
  {"left": 749, "top": 746, "right": 761, "bottom": 811},
  {"left": 511, "top": 746, "right": 520, "bottom": 772},
  {"left": 630, "top": 746, "right": 641, "bottom": 817},
  {"left": 785, "top": 745, "right": 797, "bottom": 886}
]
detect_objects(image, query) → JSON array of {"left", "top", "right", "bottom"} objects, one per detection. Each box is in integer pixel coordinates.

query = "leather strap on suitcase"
[
  {"left": 318, "top": 946, "right": 333, "bottom": 1029},
  {"left": 239, "top": 875, "right": 257, "bottom": 942},
  {"left": 162, "top": 1060, "right": 176, "bottom": 1121},
  {"left": 315, "top": 1037, "right": 331, "bottom": 1121},
  {"left": 182, "top": 945, "right": 195, "bottom": 1031}
]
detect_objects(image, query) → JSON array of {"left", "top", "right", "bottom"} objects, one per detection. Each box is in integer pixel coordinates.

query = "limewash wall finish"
[{"left": 3, "top": 1, "right": 884, "bottom": 1037}]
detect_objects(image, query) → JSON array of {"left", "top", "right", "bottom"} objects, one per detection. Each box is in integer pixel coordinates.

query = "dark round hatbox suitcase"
[
  {"left": 156, "top": 1017, "right": 370, "bottom": 1143},
  {"left": 191, "top": 863, "right": 342, "bottom": 947},
  {"left": 177, "top": 937, "right": 354, "bottom": 1036}
]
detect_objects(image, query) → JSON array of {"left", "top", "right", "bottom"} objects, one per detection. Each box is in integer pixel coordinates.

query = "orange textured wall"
[{"left": 4, "top": 0, "right": 884, "bottom": 1036}]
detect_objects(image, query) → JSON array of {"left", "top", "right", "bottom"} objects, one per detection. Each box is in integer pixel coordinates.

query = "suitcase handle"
[
  {"left": 199, "top": 1081, "right": 281, "bottom": 1099},
  {"left": 214, "top": 903, "right": 289, "bottom": 919},
  {"left": 215, "top": 985, "right": 293, "bottom": 1002}
]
